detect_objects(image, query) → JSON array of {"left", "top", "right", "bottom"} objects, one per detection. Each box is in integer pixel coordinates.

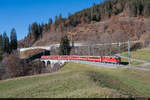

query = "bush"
[
  {"left": 0, "top": 54, "right": 24, "bottom": 79},
  {"left": 130, "top": 42, "right": 143, "bottom": 51},
  {"left": 0, "top": 53, "right": 64, "bottom": 80},
  {"left": 0, "top": 54, "right": 47, "bottom": 80}
]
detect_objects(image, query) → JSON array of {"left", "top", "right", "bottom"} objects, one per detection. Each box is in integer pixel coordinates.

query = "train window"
[
  {"left": 110, "top": 57, "right": 112, "bottom": 60},
  {"left": 115, "top": 57, "right": 121, "bottom": 60},
  {"left": 89, "top": 57, "right": 100, "bottom": 59},
  {"left": 72, "top": 57, "right": 78, "bottom": 58},
  {"left": 80, "top": 57, "right": 86, "bottom": 58}
]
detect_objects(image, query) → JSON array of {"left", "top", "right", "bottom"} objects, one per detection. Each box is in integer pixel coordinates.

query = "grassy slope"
[
  {"left": 121, "top": 49, "right": 150, "bottom": 62},
  {"left": 121, "top": 48, "right": 150, "bottom": 68},
  {"left": 121, "top": 58, "right": 143, "bottom": 66},
  {"left": 0, "top": 63, "right": 150, "bottom": 98}
]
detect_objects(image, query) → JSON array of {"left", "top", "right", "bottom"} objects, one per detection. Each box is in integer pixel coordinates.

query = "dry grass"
[
  {"left": 121, "top": 48, "right": 150, "bottom": 62},
  {"left": 0, "top": 62, "right": 150, "bottom": 98}
]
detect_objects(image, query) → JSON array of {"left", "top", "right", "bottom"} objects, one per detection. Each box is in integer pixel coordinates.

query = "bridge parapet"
[{"left": 19, "top": 46, "right": 52, "bottom": 52}]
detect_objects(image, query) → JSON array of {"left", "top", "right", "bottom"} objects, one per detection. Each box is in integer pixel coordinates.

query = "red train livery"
[{"left": 41, "top": 56, "right": 121, "bottom": 64}]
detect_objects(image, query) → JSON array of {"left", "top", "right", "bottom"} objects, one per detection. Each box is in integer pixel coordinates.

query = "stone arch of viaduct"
[{"left": 41, "top": 59, "right": 69, "bottom": 70}]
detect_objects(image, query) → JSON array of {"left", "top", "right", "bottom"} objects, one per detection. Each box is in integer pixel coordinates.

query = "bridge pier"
[{"left": 41, "top": 59, "right": 67, "bottom": 71}]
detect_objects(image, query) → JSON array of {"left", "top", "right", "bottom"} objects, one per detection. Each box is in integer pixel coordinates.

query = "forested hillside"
[{"left": 19, "top": 0, "right": 150, "bottom": 47}]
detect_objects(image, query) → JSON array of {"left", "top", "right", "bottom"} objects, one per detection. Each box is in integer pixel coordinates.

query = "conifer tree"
[
  {"left": 144, "top": 1, "right": 150, "bottom": 17},
  {"left": 49, "top": 18, "right": 53, "bottom": 25},
  {"left": 59, "top": 35, "right": 71, "bottom": 55},
  {"left": 10, "top": 28, "right": 17, "bottom": 52},
  {"left": 48, "top": 18, "right": 53, "bottom": 30},
  {"left": 5, "top": 36, "right": 10, "bottom": 54},
  {"left": 0, "top": 35, "right": 3, "bottom": 61},
  {"left": 2, "top": 32, "right": 10, "bottom": 53},
  {"left": 2, "top": 32, "right": 7, "bottom": 52},
  {"left": 31, "top": 22, "right": 42, "bottom": 40}
]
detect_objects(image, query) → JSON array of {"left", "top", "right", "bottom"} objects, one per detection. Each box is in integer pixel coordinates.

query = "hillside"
[
  {"left": 33, "top": 16, "right": 150, "bottom": 46},
  {"left": 120, "top": 47, "right": 150, "bottom": 68},
  {"left": 19, "top": 0, "right": 150, "bottom": 47},
  {"left": 0, "top": 62, "right": 150, "bottom": 98},
  {"left": 121, "top": 48, "right": 150, "bottom": 62}
]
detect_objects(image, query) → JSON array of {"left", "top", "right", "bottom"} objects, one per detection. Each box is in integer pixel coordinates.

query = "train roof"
[{"left": 41, "top": 55, "right": 121, "bottom": 58}]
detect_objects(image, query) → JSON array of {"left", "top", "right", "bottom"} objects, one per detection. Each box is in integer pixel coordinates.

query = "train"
[{"left": 41, "top": 56, "right": 121, "bottom": 64}]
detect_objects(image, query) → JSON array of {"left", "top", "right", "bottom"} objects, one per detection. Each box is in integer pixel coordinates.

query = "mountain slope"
[
  {"left": 19, "top": 0, "right": 150, "bottom": 47},
  {"left": 33, "top": 15, "right": 150, "bottom": 46}
]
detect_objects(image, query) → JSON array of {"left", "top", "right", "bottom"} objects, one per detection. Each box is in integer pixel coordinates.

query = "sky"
[{"left": 0, "top": 0, "right": 103, "bottom": 40}]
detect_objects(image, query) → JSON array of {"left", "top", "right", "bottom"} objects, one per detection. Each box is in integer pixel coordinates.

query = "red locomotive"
[{"left": 41, "top": 56, "right": 121, "bottom": 64}]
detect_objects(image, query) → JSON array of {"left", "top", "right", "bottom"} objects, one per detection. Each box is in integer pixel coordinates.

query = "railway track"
[{"left": 74, "top": 60, "right": 150, "bottom": 71}]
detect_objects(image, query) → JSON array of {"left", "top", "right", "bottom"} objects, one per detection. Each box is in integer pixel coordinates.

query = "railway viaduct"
[
  {"left": 40, "top": 59, "right": 70, "bottom": 69},
  {"left": 40, "top": 59, "right": 94, "bottom": 71}
]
